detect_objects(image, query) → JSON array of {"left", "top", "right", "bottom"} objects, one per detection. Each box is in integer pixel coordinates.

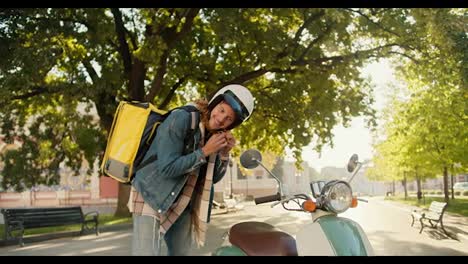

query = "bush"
[
  {"left": 455, "top": 191, "right": 461, "bottom": 196},
  {"left": 463, "top": 191, "right": 468, "bottom": 196},
  {"left": 436, "top": 191, "right": 442, "bottom": 195}
]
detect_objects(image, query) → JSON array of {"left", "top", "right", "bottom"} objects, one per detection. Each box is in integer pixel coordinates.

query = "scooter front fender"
[
  {"left": 296, "top": 215, "right": 374, "bottom": 256},
  {"left": 212, "top": 245, "right": 248, "bottom": 256}
]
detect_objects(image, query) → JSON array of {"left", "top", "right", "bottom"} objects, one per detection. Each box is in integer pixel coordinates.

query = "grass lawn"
[
  {"left": 0, "top": 214, "right": 132, "bottom": 240},
  {"left": 385, "top": 195, "right": 468, "bottom": 217}
]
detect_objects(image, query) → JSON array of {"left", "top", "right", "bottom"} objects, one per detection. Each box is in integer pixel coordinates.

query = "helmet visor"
[{"left": 223, "top": 90, "right": 250, "bottom": 122}]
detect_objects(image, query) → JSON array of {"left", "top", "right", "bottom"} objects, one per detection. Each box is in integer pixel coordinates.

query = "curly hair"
[{"left": 194, "top": 98, "right": 211, "bottom": 130}]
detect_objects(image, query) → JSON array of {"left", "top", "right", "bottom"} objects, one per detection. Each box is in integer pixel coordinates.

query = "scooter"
[{"left": 213, "top": 149, "right": 374, "bottom": 256}]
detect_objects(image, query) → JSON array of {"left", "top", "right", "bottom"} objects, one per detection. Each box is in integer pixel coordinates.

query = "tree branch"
[
  {"left": 174, "top": 9, "right": 200, "bottom": 45},
  {"left": 387, "top": 51, "right": 420, "bottom": 64},
  {"left": 94, "top": 88, "right": 117, "bottom": 132},
  {"left": 17, "top": 15, "right": 94, "bottom": 33},
  {"left": 298, "top": 22, "right": 334, "bottom": 62},
  {"left": 111, "top": 8, "right": 132, "bottom": 77},
  {"left": 269, "top": 68, "right": 299, "bottom": 74},
  {"left": 145, "top": 8, "right": 199, "bottom": 102},
  {"left": 125, "top": 27, "right": 138, "bottom": 50},
  {"left": 159, "top": 8, "right": 200, "bottom": 49},
  {"left": 342, "top": 8, "right": 401, "bottom": 38},
  {"left": 146, "top": 50, "right": 169, "bottom": 102},
  {"left": 106, "top": 38, "right": 119, "bottom": 52},
  {"left": 2, "top": 87, "right": 59, "bottom": 107},
  {"left": 127, "top": 13, "right": 139, "bottom": 49},
  {"left": 275, "top": 11, "right": 326, "bottom": 62},
  {"left": 258, "top": 90, "right": 277, "bottom": 105},
  {"left": 291, "top": 10, "right": 326, "bottom": 56},
  {"left": 158, "top": 77, "right": 187, "bottom": 109},
  {"left": 221, "top": 66, "right": 298, "bottom": 87},
  {"left": 236, "top": 45, "right": 243, "bottom": 70},
  {"left": 293, "top": 43, "right": 400, "bottom": 66},
  {"left": 82, "top": 59, "right": 99, "bottom": 84},
  {"left": 129, "top": 58, "right": 147, "bottom": 101}
]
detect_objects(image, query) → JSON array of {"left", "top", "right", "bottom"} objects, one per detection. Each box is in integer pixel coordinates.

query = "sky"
[{"left": 299, "top": 59, "right": 398, "bottom": 172}]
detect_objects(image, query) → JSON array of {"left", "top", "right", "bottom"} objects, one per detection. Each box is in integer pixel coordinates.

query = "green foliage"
[{"left": 369, "top": 9, "right": 467, "bottom": 191}]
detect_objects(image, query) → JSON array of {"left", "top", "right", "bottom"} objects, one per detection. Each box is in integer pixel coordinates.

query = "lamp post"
[
  {"left": 246, "top": 169, "right": 249, "bottom": 200},
  {"left": 229, "top": 155, "right": 233, "bottom": 199}
]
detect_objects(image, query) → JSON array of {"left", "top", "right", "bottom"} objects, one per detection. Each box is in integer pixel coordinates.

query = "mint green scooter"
[{"left": 213, "top": 149, "right": 374, "bottom": 256}]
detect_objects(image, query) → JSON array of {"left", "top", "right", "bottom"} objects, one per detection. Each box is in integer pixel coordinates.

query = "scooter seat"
[{"left": 229, "top": 221, "right": 298, "bottom": 256}]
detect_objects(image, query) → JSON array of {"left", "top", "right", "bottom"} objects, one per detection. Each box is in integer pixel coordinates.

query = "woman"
[{"left": 129, "top": 84, "right": 255, "bottom": 255}]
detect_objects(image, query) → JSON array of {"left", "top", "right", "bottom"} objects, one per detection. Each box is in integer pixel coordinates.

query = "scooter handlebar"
[
  {"left": 357, "top": 198, "right": 368, "bottom": 203},
  {"left": 254, "top": 192, "right": 282, "bottom": 205}
]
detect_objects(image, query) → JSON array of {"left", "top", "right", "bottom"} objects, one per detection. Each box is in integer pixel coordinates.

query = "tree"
[
  {"left": 0, "top": 8, "right": 439, "bottom": 215},
  {"left": 369, "top": 9, "right": 467, "bottom": 204},
  {"left": 393, "top": 9, "right": 468, "bottom": 204}
]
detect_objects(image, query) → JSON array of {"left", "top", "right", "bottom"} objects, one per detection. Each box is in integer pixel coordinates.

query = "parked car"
[{"left": 453, "top": 182, "right": 468, "bottom": 191}]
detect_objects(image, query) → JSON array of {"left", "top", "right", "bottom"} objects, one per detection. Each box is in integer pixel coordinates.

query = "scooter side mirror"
[
  {"left": 240, "top": 149, "right": 262, "bottom": 169},
  {"left": 347, "top": 154, "right": 359, "bottom": 173}
]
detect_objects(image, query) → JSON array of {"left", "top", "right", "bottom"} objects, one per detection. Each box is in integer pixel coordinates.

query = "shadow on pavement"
[
  {"left": 367, "top": 230, "right": 467, "bottom": 256},
  {"left": 0, "top": 228, "right": 132, "bottom": 256}
]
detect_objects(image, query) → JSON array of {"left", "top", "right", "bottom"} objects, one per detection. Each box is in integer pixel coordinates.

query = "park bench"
[
  {"left": 1, "top": 206, "right": 99, "bottom": 246},
  {"left": 411, "top": 201, "right": 449, "bottom": 237}
]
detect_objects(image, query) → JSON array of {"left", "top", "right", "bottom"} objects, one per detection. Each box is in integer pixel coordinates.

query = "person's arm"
[
  {"left": 212, "top": 131, "right": 235, "bottom": 183},
  {"left": 153, "top": 110, "right": 206, "bottom": 178}
]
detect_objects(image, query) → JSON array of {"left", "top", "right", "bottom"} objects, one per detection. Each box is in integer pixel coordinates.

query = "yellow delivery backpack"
[{"left": 100, "top": 101, "right": 199, "bottom": 184}]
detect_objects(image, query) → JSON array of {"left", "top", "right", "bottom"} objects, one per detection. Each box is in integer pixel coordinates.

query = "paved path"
[{"left": 0, "top": 197, "right": 467, "bottom": 255}]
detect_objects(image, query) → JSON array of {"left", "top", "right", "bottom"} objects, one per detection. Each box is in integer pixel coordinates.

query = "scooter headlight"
[{"left": 322, "top": 181, "right": 352, "bottom": 214}]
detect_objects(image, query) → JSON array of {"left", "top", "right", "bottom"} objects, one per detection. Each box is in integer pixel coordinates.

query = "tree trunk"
[
  {"left": 402, "top": 172, "right": 408, "bottom": 200},
  {"left": 416, "top": 173, "right": 422, "bottom": 201},
  {"left": 392, "top": 180, "right": 395, "bottom": 195},
  {"left": 443, "top": 166, "right": 449, "bottom": 204},
  {"left": 129, "top": 58, "right": 147, "bottom": 101},
  {"left": 450, "top": 164, "right": 455, "bottom": 200},
  {"left": 114, "top": 183, "right": 131, "bottom": 217},
  {"left": 450, "top": 173, "right": 455, "bottom": 200}
]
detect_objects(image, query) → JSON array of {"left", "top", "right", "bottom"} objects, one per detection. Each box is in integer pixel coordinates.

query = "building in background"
[{"left": 213, "top": 157, "right": 315, "bottom": 201}]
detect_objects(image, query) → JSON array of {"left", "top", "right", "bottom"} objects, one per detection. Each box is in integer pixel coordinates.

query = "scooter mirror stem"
[
  {"left": 347, "top": 162, "right": 362, "bottom": 183},
  {"left": 254, "top": 159, "right": 284, "bottom": 197}
]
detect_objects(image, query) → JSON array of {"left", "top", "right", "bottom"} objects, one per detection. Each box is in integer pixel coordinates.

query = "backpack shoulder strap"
[
  {"left": 160, "top": 104, "right": 200, "bottom": 130},
  {"left": 178, "top": 105, "right": 200, "bottom": 131}
]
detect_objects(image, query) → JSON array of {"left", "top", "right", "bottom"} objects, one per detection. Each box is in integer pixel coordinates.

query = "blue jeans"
[{"left": 132, "top": 209, "right": 193, "bottom": 256}]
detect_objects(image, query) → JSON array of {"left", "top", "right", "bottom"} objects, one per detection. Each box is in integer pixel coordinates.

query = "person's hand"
[
  {"left": 202, "top": 133, "right": 228, "bottom": 157},
  {"left": 219, "top": 131, "right": 236, "bottom": 157}
]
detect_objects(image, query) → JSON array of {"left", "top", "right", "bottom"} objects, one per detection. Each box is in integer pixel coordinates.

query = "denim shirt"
[{"left": 132, "top": 108, "right": 228, "bottom": 216}]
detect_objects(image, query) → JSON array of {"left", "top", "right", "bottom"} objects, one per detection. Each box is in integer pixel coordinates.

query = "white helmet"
[{"left": 208, "top": 84, "right": 255, "bottom": 130}]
